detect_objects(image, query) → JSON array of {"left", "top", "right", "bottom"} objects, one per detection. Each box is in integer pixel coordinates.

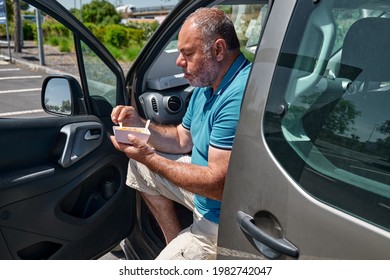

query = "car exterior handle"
[{"left": 236, "top": 210, "right": 299, "bottom": 259}]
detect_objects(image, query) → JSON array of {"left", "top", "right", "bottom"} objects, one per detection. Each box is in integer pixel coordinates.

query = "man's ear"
[{"left": 213, "top": 38, "right": 227, "bottom": 61}]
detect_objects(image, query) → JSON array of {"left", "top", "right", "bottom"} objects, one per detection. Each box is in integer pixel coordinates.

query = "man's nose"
[{"left": 176, "top": 53, "right": 186, "bottom": 67}]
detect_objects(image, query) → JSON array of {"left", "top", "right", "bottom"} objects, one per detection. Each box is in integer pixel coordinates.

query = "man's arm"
[
  {"left": 111, "top": 105, "right": 192, "bottom": 154},
  {"left": 147, "top": 123, "right": 193, "bottom": 154},
  {"left": 110, "top": 134, "right": 229, "bottom": 201}
]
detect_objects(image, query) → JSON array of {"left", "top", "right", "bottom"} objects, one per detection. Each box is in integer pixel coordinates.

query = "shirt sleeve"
[
  {"left": 182, "top": 88, "right": 200, "bottom": 130},
  {"left": 209, "top": 88, "right": 243, "bottom": 150}
]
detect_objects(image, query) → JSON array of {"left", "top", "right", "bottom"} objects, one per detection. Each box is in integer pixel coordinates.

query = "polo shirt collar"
[{"left": 214, "top": 53, "right": 248, "bottom": 96}]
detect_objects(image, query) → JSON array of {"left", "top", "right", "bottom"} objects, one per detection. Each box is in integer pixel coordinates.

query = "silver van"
[{"left": 0, "top": 0, "right": 388, "bottom": 259}]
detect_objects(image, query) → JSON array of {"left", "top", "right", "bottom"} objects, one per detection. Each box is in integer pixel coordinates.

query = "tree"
[
  {"left": 323, "top": 99, "right": 360, "bottom": 135},
  {"left": 82, "top": 0, "right": 121, "bottom": 25},
  {"left": 13, "top": 0, "right": 22, "bottom": 52},
  {"left": 20, "top": 0, "right": 29, "bottom": 10},
  {"left": 377, "top": 120, "right": 390, "bottom": 135},
  {"left": 5, "top": 0, "right": 13, "bottom": 20}
]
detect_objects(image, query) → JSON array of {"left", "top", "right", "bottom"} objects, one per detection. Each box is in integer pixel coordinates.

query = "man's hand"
[
  {"left": 110, "top": 133, "right": 155, "bottom": 165},
  {"left": 111, "top": 105, "right": 144, "bottom": 127}
]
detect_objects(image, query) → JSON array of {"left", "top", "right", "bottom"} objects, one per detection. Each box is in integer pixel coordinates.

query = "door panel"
[{"left": 0, "top": 116, "right": 134, "bottom": 259}]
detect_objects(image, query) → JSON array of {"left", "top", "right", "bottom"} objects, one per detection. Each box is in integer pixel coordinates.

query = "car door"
[
  {"left": 219, "top": 0, "right": 390, "bottom": 260},
  {"left": 0, "top": 0, "right": 135, "bottom": 259}
]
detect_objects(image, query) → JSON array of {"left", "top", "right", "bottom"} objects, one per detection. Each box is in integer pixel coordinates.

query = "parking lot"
[{"left": 0, "top": 60, "right": 49, "bottom": 118}]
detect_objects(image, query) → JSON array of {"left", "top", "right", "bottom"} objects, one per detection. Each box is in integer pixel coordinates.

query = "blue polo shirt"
[{"left": 181, "top": 53, "right": 251, "bottom": 224}]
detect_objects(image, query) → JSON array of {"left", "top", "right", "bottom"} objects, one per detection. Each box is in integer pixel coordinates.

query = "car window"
[
  {"left": 81, "top": 41, "right": 117, "bottom": 106},
  {"left": 264, "top": 0, "right": 390, "bottom": 231},
  {"left": 145, "top": 2, "right": 267, "bottom": 90},
  {"left": 162, "top": 3, "right": 266, "bottom": 59},
  {"left": 216, "top": 3, "right": 266, "bottom": 61}
]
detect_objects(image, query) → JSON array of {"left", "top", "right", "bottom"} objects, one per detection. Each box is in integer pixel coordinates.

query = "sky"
[{"left": 57, "top": 0, "right": 180, "bottom": 10}]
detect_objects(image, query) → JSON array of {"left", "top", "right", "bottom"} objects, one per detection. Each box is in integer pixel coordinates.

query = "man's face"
[{"left": 176, "top": 21, "right": 219, "bottom": 88}]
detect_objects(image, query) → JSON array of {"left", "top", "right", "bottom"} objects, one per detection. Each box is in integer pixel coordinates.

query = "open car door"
[{"left": 0, "top": 0, "right": 134, "bottom": 259}]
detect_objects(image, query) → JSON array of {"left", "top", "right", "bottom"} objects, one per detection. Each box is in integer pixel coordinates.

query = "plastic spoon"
[{"left": 144, "top": 119, "right": 150, "bottom": 133}]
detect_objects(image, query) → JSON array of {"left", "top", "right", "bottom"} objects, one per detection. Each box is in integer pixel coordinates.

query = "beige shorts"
[{"left": 126, "top": 152, "right": 218, "bottom": 260}]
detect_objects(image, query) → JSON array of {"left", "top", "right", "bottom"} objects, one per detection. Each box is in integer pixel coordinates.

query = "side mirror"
[{"left": 41, "top": 75, "right": 86, "bottom": 116}]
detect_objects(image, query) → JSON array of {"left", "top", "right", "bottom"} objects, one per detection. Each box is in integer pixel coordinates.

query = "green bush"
[
  {"left": 127, "top": 28, "right": 144, "bottom": 45},
  {"left": 48, "top": 36, "right": 59, "bottom": 46},
  {"left": 16, "top": 16, "right": 159, "bottom": 62},
  {"left": 105, "top": 44, "right": 124, "bottom": 60},
  {"left": 81, "top": 0, "right": 121, "bottom": 25},
  {"left": 104, "top": 24, "right": 129, "bottom": 48},
  {"left": 43, "top": 22, "right": 70, "bottom": 38},
  {"left": 0, "top": 25, "right": 7, "bottom": 38},
  {"left": 105, "top": 43, "right": 143, "bottom": 62},
  {"left": 23, "top": 21, "right": 35, "bottom": 40},
  {"left": 58, "top": 38, "right": 72, "bottom": 52},
  {"left": 124, "top": 44, "right": 143, "bottom": 61},
  {"left": 127, "top": 21, "right": 158, "bottom": 39},
  {"left": 85, "top": 22, "right": 102, "bottom": 40}
]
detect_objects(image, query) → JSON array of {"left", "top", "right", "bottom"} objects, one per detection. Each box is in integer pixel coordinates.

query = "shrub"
[
  {"left": 58, "top": 38, "right": 72, "bottom": 52},
  {"left": 124, "top": 44, "right": 143, "bottom": 61},
  {"left": 48, "top": 36, "right": 59, "bottom": 46},
  {"left": 43, "top": 22, "right": 70, "bottom": 38},
  {"left": 85, "top": 22, "right": 102, "bottom": 40},
  {"left": 127, "top": 28, "right": 144, "bottom": 45},
  {"left": 23, "top": 21, "right": 35, "bottom": 40},
  {"left": 104, "top": 24, "right": 128, "bottom": 48},
  {"left": 105, "top": 44, "right": 124, "bottom": 60}
]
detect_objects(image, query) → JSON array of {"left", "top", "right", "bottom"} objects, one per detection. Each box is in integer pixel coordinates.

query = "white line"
[
  {"left": 0, "top": 75, "right": 42, "bottom": 80},
  {"left": 0, "top": 88, "right": 41, "bottom": 94},
  {"left": 0, "top": 68, "right": 21, "bottom": 71},
  {"left": 0, "top": 109, "right": 44, "bottom": 117}
]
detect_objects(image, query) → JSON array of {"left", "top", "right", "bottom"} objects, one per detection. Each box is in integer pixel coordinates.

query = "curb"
[{"left": 0, "top": 54, "right": 75, "bottom": 76}]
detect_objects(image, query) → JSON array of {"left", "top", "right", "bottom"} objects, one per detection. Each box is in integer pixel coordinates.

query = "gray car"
[{"left": 0, "top": 0, "right": 388, "bottom": 259}]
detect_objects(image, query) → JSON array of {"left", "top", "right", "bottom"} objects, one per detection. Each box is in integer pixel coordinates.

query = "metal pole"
[
  {"left": 80, "top": 0, "right": 82, "bottom": 22},
  {"left": 35, "top": 8, "right": 45, "bottom": 65},
  {"left": 1, "top": 0, "right": 12, "bottom": 63}
]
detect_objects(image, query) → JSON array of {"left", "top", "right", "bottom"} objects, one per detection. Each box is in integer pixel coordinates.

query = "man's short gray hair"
[{"left": 185, "top": 7, "right": 240, "bottom": 53}]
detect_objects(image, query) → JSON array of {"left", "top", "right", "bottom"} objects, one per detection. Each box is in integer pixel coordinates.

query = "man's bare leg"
[{"left": 141, "top": 193, "right": 182, "bottom": 244}]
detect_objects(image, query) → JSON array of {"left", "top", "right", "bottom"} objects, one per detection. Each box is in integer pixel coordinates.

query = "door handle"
[
  {"left": 236, "top": 210, "right": 299, "bottom": 259},
  {"left": 59, "top": 122, "right": 103, "bottom": 168},
  {"left": 84, "top": 129, "right": 102, "bottom": 140}
]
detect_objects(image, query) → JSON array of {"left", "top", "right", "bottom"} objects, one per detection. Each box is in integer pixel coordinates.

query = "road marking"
[
  {"left": 0, "top": 75, "right": 42, "bottom": 80},
  {"left": 0, "top": 88, "right": 41, "bottom": 94},
  {"left": 0, "top": 109, "right": 44, "bottom": 117},
  {"left": 0, "top": 68, "right": 21, "bottom": 71}
]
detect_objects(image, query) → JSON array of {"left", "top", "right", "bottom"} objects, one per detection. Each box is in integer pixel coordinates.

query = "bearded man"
[{"left": 110, "top": 7, "right": 251, "bottom": 260}]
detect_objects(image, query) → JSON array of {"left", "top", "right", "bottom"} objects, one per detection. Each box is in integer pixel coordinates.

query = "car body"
[{"left": 0, "top": 0, "right": 388, "bottom": 260}]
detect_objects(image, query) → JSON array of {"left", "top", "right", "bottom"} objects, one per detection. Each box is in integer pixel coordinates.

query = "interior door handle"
[
  {"left": 236, "top": 210, "right": 299, "bottom": 259},
  {"left": 59, "top": 122, "right": 103, "bottom": 168},
  {"left": 84, "top": 129, "right": 102, "bottom": 140}
]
